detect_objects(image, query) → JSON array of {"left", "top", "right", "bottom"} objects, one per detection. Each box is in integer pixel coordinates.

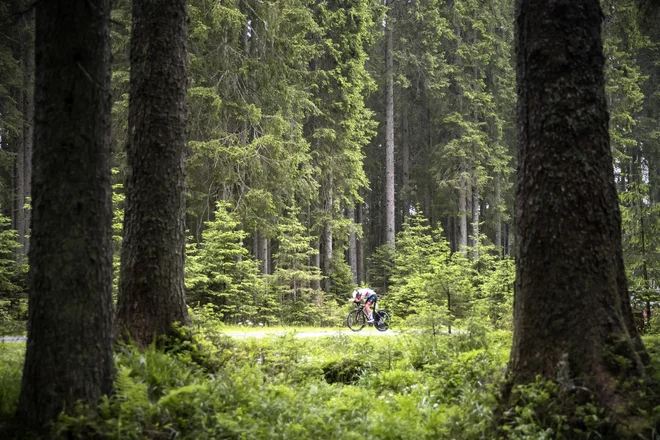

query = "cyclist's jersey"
[{"left": 353, "top": 288, "right": 377, "bottom": 303}]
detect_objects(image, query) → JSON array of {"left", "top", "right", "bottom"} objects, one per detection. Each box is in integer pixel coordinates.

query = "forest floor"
[
  {"left": 0, "top": 327, "right": 429, "bottom": 342},
  {"left": 3, "top": 330, "right": 660, "bottom": 438}
]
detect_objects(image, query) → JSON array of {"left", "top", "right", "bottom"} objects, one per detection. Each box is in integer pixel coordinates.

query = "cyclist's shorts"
[{"left": 365, "top": 293, "right": 377, "bottom": 305}]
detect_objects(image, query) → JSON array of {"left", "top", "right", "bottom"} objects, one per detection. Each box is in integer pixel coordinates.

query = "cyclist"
[{"left": 350, "top": 287, "right": 378, "bottom": 323}]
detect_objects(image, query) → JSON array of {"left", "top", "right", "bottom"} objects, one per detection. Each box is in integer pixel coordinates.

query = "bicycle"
[{"left": 346, "top": 302, "right": 391, "bottom": 332}]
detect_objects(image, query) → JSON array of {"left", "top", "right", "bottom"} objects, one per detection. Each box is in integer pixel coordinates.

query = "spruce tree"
[
  {"left": 17, "top": 0, "right": 115, "bottom": 429},
  {"left": 507, "top": 0, "right": 650, "bottom": 426},
  {"left": 116, "top": 0, "right": 190, "bottom": 345}
]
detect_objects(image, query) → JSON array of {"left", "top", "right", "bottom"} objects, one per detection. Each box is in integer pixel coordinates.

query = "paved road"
[
  {"left": 0, "top": 329, "right": 398, "bottom": 343},
  {"left": 0, "top": 336, "right": 26, "bottom": 342},
  {"left": 223, "top": 329, "right": 398, "bottom": 338}
]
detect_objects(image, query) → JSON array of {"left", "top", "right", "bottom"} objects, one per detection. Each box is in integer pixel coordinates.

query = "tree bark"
[
  {"left": 458, "top": 168, "right": 468, "bottom": 254},
  {"left": 323, "top": 218, "right": 332, "bottom": 293},
  {"left": 402, "top": 103, "right": 410, "bottom": 219},
  {"left": 15, "top": 78, "right": 25, "bottom": 253},
  {"left": 22, "top": 10, "right": 34, "bottom": 259},
  {"left": 17, "top": 0, "right": 115, "bottom": 430},
  {"left": 116, "top": 0, "right": 190, "bottom": 346},
  {"left": 356, "top": 200, "right": 365, "bottom": 284},
  {"left": 494, "top": 173, "right": 503, "bottom": 255},
  {"left": 384, "top": 11, "right": 396, "bottom": 247},
  {"left": 509, "top": 0, "right": 647, "bottom": 414},
  {"left": 467, "top": 174, "right": 473, "bottom": 248},
  {"left": 347, "top": 204, "right": 357, "bottom": 284},
  {"left": 260, "top": 233, "right": 269, "bottom": 275},
  {"left": 14, "top": 11, "right": 34, "bottom": 263},
  {"left": 253, "top": 230, "right": 259, "bottom": 261},
  {"left": 471, "top": 174, "right": 479, "bottom": 260},
  {"left": 322, "top": 176, "right": 333, "bottom": 293},
  {"left": 311, "top": 236, "right": 321, "bottom": 290}
]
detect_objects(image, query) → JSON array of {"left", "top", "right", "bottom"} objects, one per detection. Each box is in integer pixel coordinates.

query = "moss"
[{"left": 603, "top": 334, "right": 639, "bottom": 377}]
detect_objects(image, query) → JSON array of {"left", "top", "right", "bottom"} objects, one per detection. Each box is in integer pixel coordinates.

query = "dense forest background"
[{"left": 0, "top": 0, "right": 659, "bottom": 330}]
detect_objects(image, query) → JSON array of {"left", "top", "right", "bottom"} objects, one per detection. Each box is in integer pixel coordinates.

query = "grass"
[{"left": 0, "top": 342, "right": 24, "bottom": 425}]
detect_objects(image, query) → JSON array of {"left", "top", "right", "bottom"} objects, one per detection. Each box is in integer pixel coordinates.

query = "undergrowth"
[{"left": 2, "top": 329, "right": 660, "bottom": 438}]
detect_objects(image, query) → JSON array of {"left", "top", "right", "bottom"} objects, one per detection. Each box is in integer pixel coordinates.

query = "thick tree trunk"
[
  {"left": 509, "top": 0, "right": 647, "bottom": 414},
  {"left": 116, "top": 0, "right": 190, "bottom": 346},
  {"left": 384, "top": 14, "right": 396, "bottom": 247},
  {"left": 17, "top": 0, "right": 115, "bottom": 430},
  {"left": 347, "top": 204, "right": 357, "bottom": 284}
]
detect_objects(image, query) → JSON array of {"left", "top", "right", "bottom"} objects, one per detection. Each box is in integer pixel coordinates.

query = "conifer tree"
[
  {"left": 508, "top": 0, "right": 649, "bottom": 423},
  {"left": 116, "top": 0, "right": 190, "bottom": 345},
  {"left": 187, "top": 202, "right": 263, "bottom": 322},
  {"left": 18, "top": 0, "right": 114, "bottom": 429}
]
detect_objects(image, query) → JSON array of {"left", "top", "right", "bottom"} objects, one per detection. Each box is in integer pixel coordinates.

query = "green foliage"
[
  {"left": 270, "top": 205, "right": 322, "bottom": 325},
  {"left": 111, "top": 169, "right": 124, "bottom": 296},
  {"left": 186, "top": 202, "right": 266, "bottom": 323},
  {"left": 499, "top": 378, "right": 612, "bottom": 439},
  {"left": 43, "top": 328, "right": 513, "bottom": 439},
  {"left": 322, "top": 357, "right": 363, "bottom": 385},
  {"left": 0, "top": 209, "right": 26, "bottom": 335},
  {"left": 4, "top": 326, "right": 660, "bottom": 439},
  {"left": 383, "top": 210, "right": 514, "bottom": 332},
  {"left": 367, "top": 244, "right": 395, "bottom": 294},
  {"left": 0, "top": 342, "right": 23, "bottom": 426}
]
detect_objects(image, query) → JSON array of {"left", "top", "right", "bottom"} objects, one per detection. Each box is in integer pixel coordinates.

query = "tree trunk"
[
  {"left": 253, "top": 230, "right": 259, "bottom": 261},
  {"left": 348, "top": 204, "right": 357, "bottom": 284},
  {"left": 494, "top": 173, "right": 503, "bottom": 255},
  {"left": 384, "top": 12, "right": 396, "bottom": 247},
  {"left": 311, "top": 237, "right": 321, "bottom": 290},
  {"left": 116, "top": 0, "right": 190, "bottom": 346},
  {"left": 509, "top": 0, "right": 647, "bottom": 415},
  {"left": 356, "top": 201, "right": 365, "bottom": 284},
  {"left": 15, "top": 79, "right": 25, "bottom": 254},
  {"left": 14, "top": 11, "right": 34, "bottom": 263},
  {"left": 471, "top": 175, "right": 479, "bottom": 260},
  {"left": 18, "top": 0, "right": 115, "bottom": 430},
  {"left": 323, "top": 218, "right": 332, "bottom": 293},
  {"left": 260, "top": 233, "right": 269, "bottom": 275},
  {"left": 22, "top": 11, "right": 34, "bottom": 259},
  {"left": 466, "top": 175, "right": 473, "bottom": 248},
  {"left": 458, "top": 168, "right": 468, "bottom": 254},
  {"left": 322, "top": 176, "right": 333, "bottom": 293},
  {"left": 402, "top": 103, "right": 410, "bottom": 219}
]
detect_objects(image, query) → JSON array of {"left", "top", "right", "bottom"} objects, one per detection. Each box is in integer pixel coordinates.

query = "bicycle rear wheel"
[
  {"left": 375, "top": 311, "right": 391, "bottom": 332},
  {"left": 347, "top": 310, "right": 366, "bottom": 331}
]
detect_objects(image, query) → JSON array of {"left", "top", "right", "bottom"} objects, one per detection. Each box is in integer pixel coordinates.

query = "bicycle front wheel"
[{"left": 347, "top": 310, "right": 366, "bottom": 332}]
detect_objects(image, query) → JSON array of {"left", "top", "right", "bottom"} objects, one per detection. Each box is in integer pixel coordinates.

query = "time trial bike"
[{"left": 346, "top": 302, "right": 391, "bottom": 332}]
